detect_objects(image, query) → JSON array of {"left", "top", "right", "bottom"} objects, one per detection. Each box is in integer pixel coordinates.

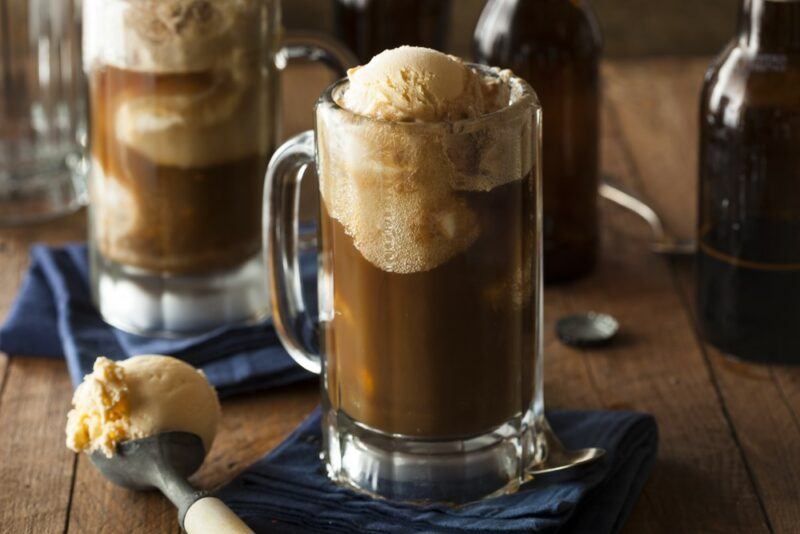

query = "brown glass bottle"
[
  {"left": 474, "top": 0, "right": 601, "bottom": 282},
  {"left": 697, "top": 0, "right": 800, "bottom": 363},
  {"left": 333, "top": 0, "right": 451, "bottom": 63}
]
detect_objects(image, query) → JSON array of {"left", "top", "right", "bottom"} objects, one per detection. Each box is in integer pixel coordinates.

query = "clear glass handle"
[
  {"left": 280, "top": 31, "right": 358, "bottom": 76},
  {"left": 264, "top": 131, "right": 320, "bottom": 374}
]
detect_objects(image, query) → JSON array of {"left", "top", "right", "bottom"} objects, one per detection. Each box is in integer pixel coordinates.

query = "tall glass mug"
[
  {"left": 0, "top": 0, "right": 86, "bottom": 225},
  {"left": 266, "top": 67, "right": 544, "bottom": 502},
  {"left": 84, "top": 0, "right": 353, "bottom": 336}
]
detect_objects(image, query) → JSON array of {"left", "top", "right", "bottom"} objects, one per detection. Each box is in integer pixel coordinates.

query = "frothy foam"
[
  {"left": 85, "top": 0, "right": 271, "bottom": 168},
  {"left": 83, "top": 0, "right": 262, "bottom": 72},
  {"left": 318, "top": 76, "right": 533, "bottom": 274}
]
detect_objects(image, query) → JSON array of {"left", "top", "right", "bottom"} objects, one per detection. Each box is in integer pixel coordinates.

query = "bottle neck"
[{"left": 739, "top": 0, "right": 800, "bottom": 53}]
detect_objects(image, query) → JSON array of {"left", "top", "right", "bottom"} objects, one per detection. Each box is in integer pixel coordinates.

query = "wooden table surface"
[{"left": 1, "top": 57, "right": 799, "bottom": 534}]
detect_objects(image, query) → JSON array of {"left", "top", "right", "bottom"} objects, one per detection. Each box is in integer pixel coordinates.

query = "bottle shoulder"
[
  {"left": 474, "top": 0, "right": 601, "bottom": 63},
  {"left": 702, "top": 42, "right": 800, "bottom": 116}
]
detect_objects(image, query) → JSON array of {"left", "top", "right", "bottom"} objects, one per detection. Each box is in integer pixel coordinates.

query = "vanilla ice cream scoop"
[
  {"left": 339, "top": 46, "right": 508, "bottom": 122},
  {"left": 66, "top": 355, "right": 221, "bottom": 458}
]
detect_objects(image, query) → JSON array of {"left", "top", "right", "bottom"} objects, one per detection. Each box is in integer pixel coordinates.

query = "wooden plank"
[
  {"left": 0, "top": 211, "right": 86, "bottom": 534},
  {"left": 192, "top": 382, "right": 319, "bottom": 489},
  {"left": 564, "top": 231, "right": 766, "bottom": 533},
  {"left": 774, "top": 368, "right": 800, "bottom": 431},
  {"left": 0, "top": 211, "right": 85, "bottom": 321},
  {"left": 610, "top": 57, "right": 800, "bottom": 533},
  {"left": 545, "top": 87, "right": 768, "bottom": 533},
  {"left": 757, "top": 366, "right": 800, "bottom": 533},
  {"left": 0, "top": 358, "right": 76, "bottom": 534},
  {"left": 0, "top": 354, "right": 7, "bottom": 398},
  {"left": 603, "top": 57, "right": 711, "bottom": 242},
  {"left": 69, "top": 454, "right": 177, "bottom": 534},
  {"left": 673, "top": 261, "right": 800, "bottom": 533},
  {"left": 68, "top": 382, "right": 319, "bottom": 533}
]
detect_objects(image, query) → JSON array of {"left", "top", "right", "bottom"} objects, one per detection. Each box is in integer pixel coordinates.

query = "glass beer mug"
[
  {"left": 83, "top": 0, "right": 353, "bottom": 336},
  {"left": 265, "top": 66, "right": 545, "bottom": 502},
  {"left": 0, "top": 0, "right": 87, "bottom": 225}
]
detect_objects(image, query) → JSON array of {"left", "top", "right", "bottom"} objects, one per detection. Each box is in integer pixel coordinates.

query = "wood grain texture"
[
  {"left": 774, "top": 368, "right": 800, "bottom": 433},
  {"left": 192, "top": 382, "right": 318, "bottom": 490},
  {"left": 566, "top": 226, "right": 767, "bottom": 533},
  {"left": 673, "top": 265, "right": 800, "bottom": 534},
  {"left": 0, "top": 210, "right": 85, "bottom": 321},
  {"left": 0, "top": 358, "right": 75, "bottom": 534},
  {"left": 673, "top": 258, "right": 800, "bottom": 534},
  {"left": 612, "top": 57, "right": 800, "bottom": 533},
  {"left": 0, "top": 212, "right": 85, "bottom": 534},
  {"left": 562, "top": 97, "right": 767, "bottom": 533},
  {"left": 603, "top": 58, "right": 711, "bottom": 241}
]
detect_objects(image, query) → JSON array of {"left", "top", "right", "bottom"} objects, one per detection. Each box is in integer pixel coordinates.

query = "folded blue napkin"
[
  {"left": 0, "top": 244, "right": 314, "bottom": 396},
  {"left": 218, "top": 407, "right": 657, "bottom": 533}
]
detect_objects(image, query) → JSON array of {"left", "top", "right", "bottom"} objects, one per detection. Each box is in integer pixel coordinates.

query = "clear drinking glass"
[
  {"left": 266, "top": 67, "right": 544, "bottom": 503},
  {"left": 84, "top": 0, "right": 354, "bottom": 336},
  {"left": 0, "top": 0, "right": 87, "bottom": 225}
]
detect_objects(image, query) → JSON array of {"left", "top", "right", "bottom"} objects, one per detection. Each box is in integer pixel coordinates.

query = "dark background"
[{"left": 284, "top": 0, "right": 739, "bottom": 58}]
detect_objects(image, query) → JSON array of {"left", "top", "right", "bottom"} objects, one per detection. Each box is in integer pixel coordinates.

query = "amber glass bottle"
[
  {"left": 474, "top": 0, "right": 602, "bottom": 282},
  {"left": 333, "top": 0, "right": 451, "bottom": 63},
  {"left": 697, "top": 0, "right": 800, "bottom": 363}
]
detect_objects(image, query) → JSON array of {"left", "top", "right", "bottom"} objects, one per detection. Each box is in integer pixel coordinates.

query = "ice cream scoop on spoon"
[{"left": 66, "top": 356, "right": 252, "bottom": 533}]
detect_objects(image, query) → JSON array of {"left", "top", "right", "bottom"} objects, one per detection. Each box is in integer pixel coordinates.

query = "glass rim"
[{"left": 316, "top": 63, "right": 540, "bottom": 132}]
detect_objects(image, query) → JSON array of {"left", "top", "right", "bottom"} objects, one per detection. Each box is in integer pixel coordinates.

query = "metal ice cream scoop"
[{"left": 90, "top": 432, "right": 253, "bottom": 534}]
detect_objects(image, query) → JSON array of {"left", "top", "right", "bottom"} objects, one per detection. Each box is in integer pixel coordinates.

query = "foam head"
[
  {"left": 319, "top": 65, "right": 535, "bottom": 274},
  {"left": 83, "top": 0, "right": 262, "bottom": 73}
]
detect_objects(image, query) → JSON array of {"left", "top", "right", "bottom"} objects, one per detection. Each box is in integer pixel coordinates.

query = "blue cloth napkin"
[
  {"left": 0, "top": 244, "right": 314, "bottom": 396},
  {"left": 218, "top": 407, "right": 658, "bottom": 534}
]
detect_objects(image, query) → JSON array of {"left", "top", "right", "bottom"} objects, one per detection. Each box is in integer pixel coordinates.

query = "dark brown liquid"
[
  {"left": 320, "top": 175, "right": 536, "bottom": 438},
  {"left": 697, "top": 0, "right": 800, "bottom": 363},
  {"left": 89, "top": 65, "right": 271, "bottom": 274},
  {"left": 474, "top": 0, "right": 601, "bottom": 282},
  {"left": 333, "top": 0, "right": 451, "bottom": 63}
]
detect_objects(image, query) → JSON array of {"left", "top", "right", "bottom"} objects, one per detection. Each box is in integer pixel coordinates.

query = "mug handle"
[
  {"left": 264, "top": 131, "right": 321, "bottom": 374},
  {"left": 281, "top": 31, "right": 358, "bottom": 75},
  {"left": 264, "top": 34, "right": 354, "bottom": 375}
]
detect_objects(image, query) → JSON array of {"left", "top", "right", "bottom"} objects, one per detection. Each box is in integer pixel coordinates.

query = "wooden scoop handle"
[{"left": 183, "top": 497, "right": 254, "bottom": 534}]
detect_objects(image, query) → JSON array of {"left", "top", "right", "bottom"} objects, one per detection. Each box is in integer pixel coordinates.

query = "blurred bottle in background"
[
  {"left": 333, "top": 0, "right": 451, "bottom": 62},
  {"left": 697, "top": 0, "right": 800, "bottom": 363},
  {"left": 0, "top": 0, "right": 86, "bottom": 225},
  {"left": 474, "top": 0, "right": 601, "bottom": 283}
]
